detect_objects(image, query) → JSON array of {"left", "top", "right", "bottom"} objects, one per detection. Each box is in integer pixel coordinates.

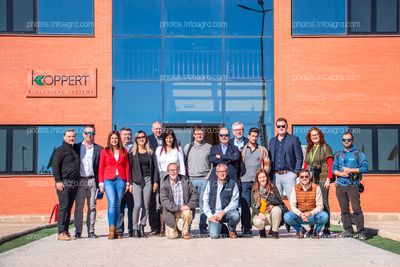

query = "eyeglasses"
[
  {"left": 299, "top": 175, "right": 310, "bottom": 179},
  {"left": 217, "top": 170, "right": 227, "bottom": 173},
  {"left": 84, "top": 131, "right": 94, "bottom": 136},
  {"left": 137, "top": 136, "right": 146, "bottom": 140},
  {"left": 276, "top": 125, "right": 286, "bottom": 129},
  {"left": 168, "top": 169, "right": 178, "bottom": 172},
  {"left": 233, "top": 128, "right": 243, "bottom": 132},
  {"left": 219, "top": 134, "right": 229, "bottom": 137},
  {"left": 342, "top": 138, "right": 352, "bottom": 142}
]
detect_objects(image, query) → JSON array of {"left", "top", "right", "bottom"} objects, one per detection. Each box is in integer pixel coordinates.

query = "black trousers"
[
  {"left": 148, "top": 190, "right": 160, "bottom": 231},
  {"left": 336, "top": 184, "right": 365, "bottom": 233},
  {"left": 119, "top": 191, "right": 134, "bottom": 233},
  {"left": 56, "top": 180, "right": 78, "bottom": 234}
]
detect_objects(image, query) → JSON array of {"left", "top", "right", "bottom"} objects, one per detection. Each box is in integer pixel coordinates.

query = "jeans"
[
  {"left": 336, "top": 184, "right": 364, "bottom": 233},
  {"left": 273, "top": 171, "right": 297, "bottom": 201},
  {"left": 240, "top": 181, "right": 253, "bottom": 232},
  {"left": 74, "top": 177, "right": 97, "bottom": 234},
  {"left": 132, "top": 176, "right": 152, "bottom": 229},
  {"left": 283, "top": 211, "right": 329, "bottom": 234},
  {"left": 56, "top": 180, "right": 78, "bottom": 234},
  {"left": 209, "top": 210, "right": 240, "bottom": 239},
  {"left": 190, "top": 177, "right": 208, "bottom": 233},
  {"left": 104, "top": 177, "right": 126, "bottom": 227}
]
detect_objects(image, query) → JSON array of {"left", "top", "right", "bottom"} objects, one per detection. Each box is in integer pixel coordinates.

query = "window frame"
[
  {"left": 292, "top": 124, "right": 400, "bottom": 174},
  {"left": 0, "top": 0, "right": 37, "bottom": 34}
]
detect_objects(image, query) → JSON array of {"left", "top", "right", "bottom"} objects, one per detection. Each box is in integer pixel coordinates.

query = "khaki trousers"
[
  {"left": 165, "top": 210, "right": 193, "bottom": 239},
  {"left": 252, "top": 206, "right": 282, "bottom": 232}
]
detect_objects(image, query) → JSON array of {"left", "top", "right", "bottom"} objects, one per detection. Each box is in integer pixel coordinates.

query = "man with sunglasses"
[
  {"left": 269, "top": 118, "right": 303, "bottom": 201},
  {"left": 73, "top": 125, "right": 103, "bottom": 239},
  {"left": 283, "top": 169, "right": 328, "bottom": 239},
  {"left": 209, "top": 127, "right": 241, "bottom": 181},
  {"left": 333, "top": 131, "right": 368, "bottom": 240}
]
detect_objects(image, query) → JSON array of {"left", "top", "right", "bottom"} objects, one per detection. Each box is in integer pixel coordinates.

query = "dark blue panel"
[
  {"left": 113, "top": 38, "right": 162, "bottom": 80},
  {"left": 0, "top": 129, "right": 6, "bottom": 171},
  {"left": 38, "top": 0, "right": 93, "bottom": 34},
  {"left": 224, "top": 37, "right": 273, "bottom": 80},
  {"left": 349, "top": 0, "right": 371, "bottom": 33},
  {"left": 164, "top": 82, "right": 222, "bottom": 123},
  {"left": 164, "top": 38, "right": 222, "bottom": 78},
  {"left": 377, "top": 0, "right": 398, "bottom": 32},
  {"left": 37, "top": 126, "right": 83, "bottom": 174},
  {"left": 292, "top": 0, "right": 346, "bottom": 35},
  {"left": 113, "top": 0, "right": 162, "bottom": 36},
  {"left": 13, "top": 0, "right": 34, "bottom": 32},
  {"left": 112, "top": 82, "right": 163, "bottom": 126},
  {"left": 164, "top": 0, "right": 222, "bottom": 36},
  {"left": 225, "top": 0, "right": 273, "bottom": 37},
  {"left": 0, "top": 0, "right": 6, "bottom": 31}
]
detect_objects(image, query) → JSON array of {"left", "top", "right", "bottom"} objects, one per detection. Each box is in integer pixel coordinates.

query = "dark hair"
[
  {"left": 106, "top": 130, "right": 125, "bottom": 155},
  {"left": 64, "top": 128, "right": 76, "bottom": 136},
  {"left": 119, "top": 127, "right": 132, "bottom": 133},
  {"left": 83, "top": 125, "right": 95, "bottom": 131},
  {"left": 192, "top": 125, "right": 204, "bottom": 133},
  {"left": 248, "top": 127, "right": 259, "bottom": 135},
  {"left": 275, "top": 117, "right": 288, "bottom": 126},
  {"left": 252, "top": 169, "right": 274, "bottom": 194},
  {"left": 298, "top": 169, "right": 311, "bottom": 177},
  {"left": 342, "top": 131, "right": 354, "bottom": 139},
  {"left": 162, "top": 128, "right": 178, "bottom": 151},
  {"left": 306, "top": 127, "right": 327, "bottom": 153}
]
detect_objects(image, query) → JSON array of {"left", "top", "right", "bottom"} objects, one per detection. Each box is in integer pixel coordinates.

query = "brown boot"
[
  {"left": 108, "top": 226, "right": 116, "bottom": 239},
  {"left": 159, "top": 212, "right": 165, "bottom": 237}
]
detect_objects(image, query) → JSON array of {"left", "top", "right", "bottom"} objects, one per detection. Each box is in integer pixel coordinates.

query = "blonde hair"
[{"left": 131, "top": 131, "right": 153, "bottom": 156}]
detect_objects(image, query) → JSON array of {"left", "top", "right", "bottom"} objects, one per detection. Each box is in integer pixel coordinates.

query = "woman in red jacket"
[{"left": 99, "top": 130, "right": 130, "bottom": 239}]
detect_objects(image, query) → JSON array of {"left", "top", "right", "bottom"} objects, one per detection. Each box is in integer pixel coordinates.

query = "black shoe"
[
  {"left": 88, "top": 233, "right": 97, "bottom": 239},
  {"left": 242, "top": 230, "right": 253, "bottom": 237},
  {"left": 139, "top": 225, "right": 148, "bottom": 238},
  {"left": 259, "top": 229, "right": 267, "bottom": 238},
  {"left": 339, "top": 230, "right": 354, "bottom": 238},
  {"left": 73, "top": 233, "right": 82, "bottom": 239},
  {"left": 221, "top": 224, "right": 229, "bottom": 237},
  {"left": 129, "top": 231, "right": 134, "bottom": 237},
  {"left": 356, "top": 231, "right": 367, "bottom": 241},
  {"left": 306, "top": 228, "right": 314, "bottom": 238},
  {"left": 149, "top": 229, "right": 160, "bottom": 236},
  {"left": 271, "top": 231, "right": 279, "bottom": 239},
  {"left": 132, "top": 230, "right": 140, "bottom": 238},
  {"left": 322, "top": 228, "right": 331, "bottom": 237}
]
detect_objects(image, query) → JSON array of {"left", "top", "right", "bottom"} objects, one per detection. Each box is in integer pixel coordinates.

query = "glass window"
[
  {"left": 292, "top": 0, "right": 347, "bottom": 35},
  {"left": 164, "top": 0, "right": 222, "bottom": 36},
  {"left": 224, "top": 37, "right": 273, "bottom": 81},
  {"left": 113, "top": 82, "right": 163, "bottom": 126},
  {"left": 113, "top": 0, "right": 162, "bottom": 36},
  {"left": 349, "top": 0, "right": 372, "bottom": 33},
  {"left": 377, "top": 0, "right": 398, "bottom": 32},
  {"left": 12, "top": 129, "right": 34, "bottom": 172},
  {"left": 164, "top": 38, "right": 222, "bottom": 78},
  {"left": 12, "top": 0, "right": 34, "bottom": 32},
  {"left": 353, "top": 128, "right": 373, "bottom": 170},
  {"left": 38, "top": 0, "right": 94, "bottom": 34},
  {"left": 0, "top": 0, "right": 6, "bottom": 32},
  {"left": 113, "top": 38, "right": 162, "bottom": 80},
  {"left": 164, "top": 82, "right": 222, "bottom": 123},
  {"left": 37, "top": 126, "right": 83, "bottom": 174},
  {"left": 378, "top": 129, "right": 398, "bottom": 171},
  {"left": 0, "top": 129, "right": 6, "bottom": 172},
  {"left": 225, "top": 0, "right": 273, "bottom": 37}
]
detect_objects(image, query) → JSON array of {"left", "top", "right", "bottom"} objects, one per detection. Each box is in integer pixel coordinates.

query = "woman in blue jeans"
[{"left": 99, "top": 131, "right": 130, "bottom": 239}]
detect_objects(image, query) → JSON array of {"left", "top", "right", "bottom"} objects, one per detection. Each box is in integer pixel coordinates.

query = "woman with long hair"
[
  {"left": 129, "top": 131, "right": 159, "bottom": 238},
  {"left": 251, "top": 169, "right": 284, "bottom": 238},
  {"left": 303, "top": 127, "right": 334, "bottom": 237},
  {"left": 99, "top": 130, "right": 130, "bottom": 239}
]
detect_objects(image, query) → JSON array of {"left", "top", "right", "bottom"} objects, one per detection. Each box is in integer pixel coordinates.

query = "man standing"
[
  {"left": 209, "top": 127, "right": 241, "bottom": 181},
  {"left": 52, "top": 129, "right": 80, "bottom": 241},
  {"left": 229, "top": 122, "right": 248, "bottom": 152},
  {"left": 73, "top": 126, "right": 103, "bottom": 239},
  {"left": 333, "top": 131, "right": 368, "bottom": 240},
  {"left": 148, "top": 121, "right": 163, "bottom": 236},
  {"left": 240, "top": 127, "right": 270, "bottom": 236},
  {"left": 118, "top": 127, "right": 134, "bottom": 237},
  {"left": 203, "top": 163, "right": 240, "bottom": 239},
  {"left": 184, "top": 126, "right": 212, "bottom": 235},
  {"left": 283, "top": 169, "right": 329, "bottom": 239},
  {"left": 269, "top": 118, "right": 303, "bottom": 200},
  {"left": 160, "top": 163, "right": 198, "bottom": 240}
]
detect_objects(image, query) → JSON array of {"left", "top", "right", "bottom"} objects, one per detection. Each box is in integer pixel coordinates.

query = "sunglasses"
[
  {"left": 137, "top": 136, "right": 146, "bottom": 140},
  {"left": 299, "top": 175, "right": 310, "bottom": 179},
  {"left": 276, "top": 125, "right": 286, "bottom": 129},
  {"left": 342, "top": 138, "right": 352, "bottom": 142},
  {"left": 84, "top": 131, "right": 94, "bottom": 136},
  {"left": 219, "top": 134, "right": 229, "bottom": 137}
]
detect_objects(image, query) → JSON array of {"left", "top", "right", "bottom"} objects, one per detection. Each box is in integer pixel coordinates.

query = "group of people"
[{"left": 52, "top": 118, "right": 368, "bottom": 241}]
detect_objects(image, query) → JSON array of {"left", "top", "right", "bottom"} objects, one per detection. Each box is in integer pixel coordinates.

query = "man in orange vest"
[{"left": 283, "top": 169, "right": 328, "bottom": 239}]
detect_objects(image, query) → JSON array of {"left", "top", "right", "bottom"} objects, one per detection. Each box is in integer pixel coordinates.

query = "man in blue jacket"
[{"left": 269, "top": 118, "right": 303, "bottom": 201}]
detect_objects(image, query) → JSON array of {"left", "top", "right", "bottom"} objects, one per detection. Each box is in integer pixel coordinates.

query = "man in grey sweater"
[{"left": 184, "top": 126, "right": 212, "bottom": 235}]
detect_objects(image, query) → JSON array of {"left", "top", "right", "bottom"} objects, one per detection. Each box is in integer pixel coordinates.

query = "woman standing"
[
  {"left": 251, "top": 169, "right": 285, "bottom": 238},
  {"left": 99, "top": 131, "right": 130, "bottom": 239},
  {"left": 303, "top": 127, "right": 334, "bottom": 237},
  {"left": 129, "top": 131, "right": 159, "bottom": 238}
]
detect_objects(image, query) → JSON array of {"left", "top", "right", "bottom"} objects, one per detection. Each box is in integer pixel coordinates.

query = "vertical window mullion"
[
  {"left": 372, "top": 127, "right": 379, "bottom": 172},
  {"left": 372, "top": 0, "right": 377, "bottom": 33}
]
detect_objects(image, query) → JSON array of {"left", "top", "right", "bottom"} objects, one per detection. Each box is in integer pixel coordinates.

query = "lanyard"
[{"left": 309, "top": 145, "right": 320, "bottom": 164}]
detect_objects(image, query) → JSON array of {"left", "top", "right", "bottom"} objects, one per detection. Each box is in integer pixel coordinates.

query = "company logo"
[{"left": 31, "top": 71, "right": 90, "bottom": 86}]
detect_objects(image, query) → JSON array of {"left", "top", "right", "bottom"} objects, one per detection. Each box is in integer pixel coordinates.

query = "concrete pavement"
[{"left": 1, "top": 215, "right": 399, "bottom": 267}]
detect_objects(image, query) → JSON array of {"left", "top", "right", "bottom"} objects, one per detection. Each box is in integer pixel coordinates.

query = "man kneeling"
[
  {"left": 284, "top": 169, "right": 328, "bottom": 239},
  {"left": 160, "top": 163, "right": 198, "bottom": 240},
  {"left": 203, "top": 163, "right": 240, "bottom": 239}
]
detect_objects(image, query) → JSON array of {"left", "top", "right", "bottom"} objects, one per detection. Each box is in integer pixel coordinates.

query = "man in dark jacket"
[
  {"left": 160, "top": 163, "right": 198, "bottom": 240},
  {"left": 73, "top": 125, "right": 103, "bottom": 239},
  {"left": 52, "top": 128, "right": 80, "bottom": 241}
]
